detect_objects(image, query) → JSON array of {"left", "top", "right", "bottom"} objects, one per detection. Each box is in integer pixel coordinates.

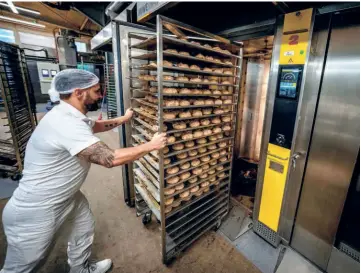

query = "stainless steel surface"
[
  {"left": 253, "top": 15, "right": 283, "bottom": 221},
  {"left": 327, "top": 247, "right": 360, "bottom": 273},
  {"left": 238, "top": 58, "right": 270, "bottom": 161},
  {"left": 291, "top": 12, "right": 360, "bottom": 270},
  {"left": 90, "top": 23, "right": 112, "bottom": 51},
  {"left": 277, "top": 8, "right": 317, "bottom": 243}
]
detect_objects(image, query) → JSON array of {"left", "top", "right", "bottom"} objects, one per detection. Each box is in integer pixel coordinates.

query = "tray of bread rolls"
[
  {"left": 134, "top": 182, "right": 161, "bottom": 221},
  {"left": 130, "top": 88, "right": 235, "bottom": 97},
  {"left": 131, "top": 51, "right": 238, "bottom": 68}
]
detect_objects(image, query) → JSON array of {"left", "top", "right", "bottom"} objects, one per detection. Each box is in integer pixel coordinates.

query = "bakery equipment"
[
  {"left": 127, "top": 16, "right": 242, "bottom": 264},
  {"left": 0, "top": 41, "right": 36, "bottom": 180}
]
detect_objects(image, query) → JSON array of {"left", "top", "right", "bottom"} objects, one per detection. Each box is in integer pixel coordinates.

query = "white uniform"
[{"left": 1, "top": 101, "right": 100, "bottom": 273}]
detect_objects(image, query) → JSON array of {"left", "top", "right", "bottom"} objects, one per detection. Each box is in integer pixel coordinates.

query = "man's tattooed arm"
[{"left": 77, "top": 134, "right": 167, "bottom": 168}]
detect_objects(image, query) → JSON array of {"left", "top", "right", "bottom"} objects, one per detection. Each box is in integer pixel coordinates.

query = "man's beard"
[{"left": 83, "top": 92, "right": 96, "bottom": 111}]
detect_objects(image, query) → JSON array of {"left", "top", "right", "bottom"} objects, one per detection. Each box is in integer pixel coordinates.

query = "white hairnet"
[{"left": 52, "top": 69, "right": 99, "bottom": 94}]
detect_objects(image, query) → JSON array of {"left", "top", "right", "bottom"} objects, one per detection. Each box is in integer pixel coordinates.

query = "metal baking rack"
[
  {"left": 128, "top": 15, "right": 243, "bottom": 264},
  {"left": 0, "top": 41, "right": 36, "bottom": 179}
]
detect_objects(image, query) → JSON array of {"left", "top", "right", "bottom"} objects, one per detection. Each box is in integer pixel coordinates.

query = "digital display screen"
[
  {"left": 51, "top": 70, "right": 57, "bottom": 77},
  {"left": 278, "top": 68, "right": 302, "bottom": 99},
  {"left": 42, "top": 69, "right": 49, "bottom": 77}
]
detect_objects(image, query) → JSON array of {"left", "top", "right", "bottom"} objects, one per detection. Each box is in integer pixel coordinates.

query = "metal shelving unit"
[
  {"left": 104, "top": 64, "right": 117, "bottom": 119},
  {"left": 128, "top": 16, "right": 243, "bottom": 264},
  {"left": 0, "top": 41, "right": 36, "bottom": 179}
]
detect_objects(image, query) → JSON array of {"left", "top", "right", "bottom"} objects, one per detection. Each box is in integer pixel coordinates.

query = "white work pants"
[{"left": 1, "top": 191, "right": 94, "bottom": 273}]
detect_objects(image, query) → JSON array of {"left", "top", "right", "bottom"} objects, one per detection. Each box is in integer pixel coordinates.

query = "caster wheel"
[
  {"left": 142, "top": 212, "right": 152, "bottom": 225},
  {"left": 11, "top": 173, "right": 22, "bottom": 181},
  {"left": 212, "top": 220, "right": 222, "bottom": 231},
  {"left": 1, "top": 172, "right": 9, "bottom": 179}
]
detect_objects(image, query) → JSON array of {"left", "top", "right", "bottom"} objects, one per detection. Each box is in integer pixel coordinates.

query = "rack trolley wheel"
[{"left": 142, "top": 211, "right": 152, "bottom": 225}]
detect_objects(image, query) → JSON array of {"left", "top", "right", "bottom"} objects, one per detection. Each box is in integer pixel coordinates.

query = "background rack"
[
  {"left": 128, "top": 16, "right": 243, "bottom": 264},
  {"left": 0, "top": 41, "right": 36, "bottom": 179}
]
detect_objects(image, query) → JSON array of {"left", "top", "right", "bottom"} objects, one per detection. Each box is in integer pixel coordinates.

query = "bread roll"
[
  {"left": 191, "top": 41, "right": 201, "bottom": 46},
  {"left": 213, "top": 46, "right": 222, "bottom": 51},
  {"left": 208, "top": 135, "right": 217, "bottom": 141},
  {"left": 179, "top": 51, "right": 190, "bottom": 56},
  {"left": 179, "top": 88, "right": 191, "bottom": 94},
  {"left": 188, "top": 149, "right": 198, "bottom": 157},
  {"left": 172, "top": 132, "right": 180, "bottom": 138},
  {"left": 224, "top": 69, "right": 233, "bottom": 75},
  {"left": 209, "top": 160, "right": 217, "bottom": 166},
  {"left": 201, "top": 181, "right": 210, "bottom": 188},
  {"left": 191, "top": 159, "right": 201, "bottom": 167},
  {"left": 149, "top": 86, "right": 157, "bottom": 93},
  {"left": 190, "top": 77, "right": 202, "bottom": 83},
  {"left": 200, "top": 119, "right": 211, "bottom": 126},
  {"left": 164, "top": 75, "right": 174, "bottom": 81},
  {"left": 216, "top": 133, "right": 224, "bottom": 139},
  {"left": 165, "top": 197, "right": 174, "bottom": 206},
  {"left": 216, "top": 165, "right": 224, "bottom": 171},
  {"left": 176, "top": 152, "right": 187, "bottom": 160},
  {"left": 192, "top": 167, "right": 203, "bottom": 175},
  {"left": 214, "top": 99, "right": 222, "bottom": 105},
  {"left": 203, "top": 67, "right": 212, "bottom": 72},
  {"left": 183, "top": 195, "right": 192, "bottom": 201},
  {"left": 190, "top": 64, "right": 200, "bottom": 70},
  {"left": 196, "top": 53, "right": 205, "bottom": 59},
  {"left": 163, "top": 147, "right": 170, "bottom": 154},
  {"left": 222, "top": 80, "right": 231, "bottom": 85},
  {"left": 213, "top": 68, "right": 223, "bottom": 73},
  {"left": 192, "top": 109, "right": 203, "bottom": 117},
  {"left": 164, "top": 158, "right": 171, "bottom": 165},
  {"left": 212, "top": 127, "right": 222, "bottom": 134},
  {"left": 198, "top": 147, "right": 207, "bottom": 154},
  {"left": 202, "top": 164, "right": 210, "bottom": 171},
  {"left": 165, "top": 49, "right": 178, "bottom": 54},
  {"left": 205, "top": 56, "right": 214, "bottom": 61},
  {"left": 223, "top": 99, "right": 232, "bottom": 104},
  {"left": 193, "top": 130, "right": 203, "bottom": 138},
  {"left": 222, "top": 116, "right": 231, "bottom": 122},
  {"left": 185, "top": 141, "right": 195, "bottom": 148},
  {"left": 201, "top": 155, "right": 211, "bottom": 162},
  {"left": 173, "top": 143, "right": 185, "bottom": 151},
  {"left": 213, "top": 90, "right": 222, "bottom": 95},
  {"left": 179, "top": 111, "right": 191, "bottom": 118},
  {"left": 213, "top": 108, "right": 224, "bottom": 115},
  {"left": 208, "top": 144, "right": 217, "bottom": 150},
  {"left": 196, "top": 138, "right": 207, "bottom": 145},
  {"left": 175, "top": 183, "right": 185, "bottom": 191},
  {"left": 222, "top": 107, "right": 231, "bottom": 113},
  {"left": 164, "top": 111, "right": 177, "bottom": 120},
  {"left": 167, "top": 166, "right": 179, "bottom": 175},
  {"left": 180, "top": 172, "right": 191, "bottom": 180},
  {"left": 205, "top": 99, "right": 214, "bottom": 105},
  {"left": 208, "top": 169, "right": 216, "bottom": 175},
  {"left": 178, "top": 63, "right": 189, "bottom": 68},
  {"left": 164, "top": 187, "right": 176, "bottom": 195},
  {"left": 203, "top": 78, "right": 209, "bottom": 83},
  {"left": 211, "top": 117, "right": 221, "bottom": 124},
  {"left": 199, "top": 173, "right": 208, "bottom": 179},
  {"left": 177, "top": 76, "right": 189, "bottom": 82},
  {"left": 218, "top": 141, "right": 227, "bottom": 148},
  {"left": 213, "top": 58, "right": 222, "bottom": 63},
  {"left": 189, "top": 177, "right": 198, "bottom": 184},
  {"left": 222, "top": 89, "right": 232, "bottom": 95},
  {"left": 202, "top": 108, "right": 212, "bottom": 115},
  {"left": 164, "top": 99, "right": 179, "bottom": 107},
  {"left": 180, "top": 190, "right": 190, "bottom": 198},
  {"left": 211, "top": 152, "right": 220, "bottom": 159},
  {"left": 163, "top": 87, "right": 178, "bottom": 94},
  {"left": 190, "top": 120, "right": 200, "bottom": 128},
  {"left": 167, "top": 136, "right": 176, "bottom": 144},
  {"left": 193, "top": 99, "right": 205, "bottom": 106},
  {"left": 217, "top": 172, "right": 226, "bottom": 178},
  {"left": 223, "top": 60, "right": 233, "bottom": 65},
  {"left": 190, "top": 185, "right": 200, "bottom": 192},
  {"left": 222, "top": 124, "right": 231, "bottom": 131},
  {"left": 204, "top": 44, "right": 212, "bottom": 48},
  {"left": 208, "top": 77, "right": 218, "bottom": 84},
  {"left": 167, "top": 176, "right": 180, "bottom": 184},
  {"left": 210, "top": 176, "right": 217, "bottom": 183},
  {"left": 182, "top": 131, "right": 193, "bottom": 140},
  {"left": 180, "top": 162, "right": 190, "bottom": 170},
  {"left": 172, "top": 199, "right": 182, "bottom": 208},
  {"left": 173, "top": 122, "right": 187, "bottom": 130},
  {"left": 165, "top": 206, "right": 172, "bottom": 214},
  {"left": 194, "top": 189, "right": 204, "bottom": 197},
  {"left": 219, "top": 149, "right": 227, "bottom": 156},
  {"left": 202, "top": 89, "right": 212, "bottom": 95},
  {"left": 219, "top": 156, "right": 228, "bottom": 162},
  {"left": 222, "top": 49, "right": 231, "bottom": 54},
  {"left": 203, "top": 129, "right": 212, "bottom": 136},
  {"left": 179, "top": 100, "right": 191, "bottom": 106}
]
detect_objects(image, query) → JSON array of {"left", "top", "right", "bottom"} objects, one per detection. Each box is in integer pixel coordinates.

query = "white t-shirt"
[{"left": 11, "top": 101, "right": 100, "bottom": 208}]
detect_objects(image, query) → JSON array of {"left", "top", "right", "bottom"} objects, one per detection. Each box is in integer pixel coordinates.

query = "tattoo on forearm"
[
  {"left": 77, "top": 142, "right": 115, "bottom": 168},
  {"left": 105, "top": 122, "right": 118, "bottom": 128}
]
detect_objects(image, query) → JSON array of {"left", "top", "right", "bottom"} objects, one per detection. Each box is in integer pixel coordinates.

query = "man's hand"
[
  {"left": 148, "top": 133, "right": 167, "bottom": 151},
  {"left": 123, "top": 108, "right": 134, "bottom": 122}
]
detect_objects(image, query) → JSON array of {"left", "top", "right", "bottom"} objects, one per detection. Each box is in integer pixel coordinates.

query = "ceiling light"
[
  {"left": 6, "top": 1, "right": 18, "bottom": 14},
  {"left": 0, "top": 16, "right": 45, "bottom": 28},
  {"left": 0, "top": 3, "right": 40, "bottom": 15}
]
